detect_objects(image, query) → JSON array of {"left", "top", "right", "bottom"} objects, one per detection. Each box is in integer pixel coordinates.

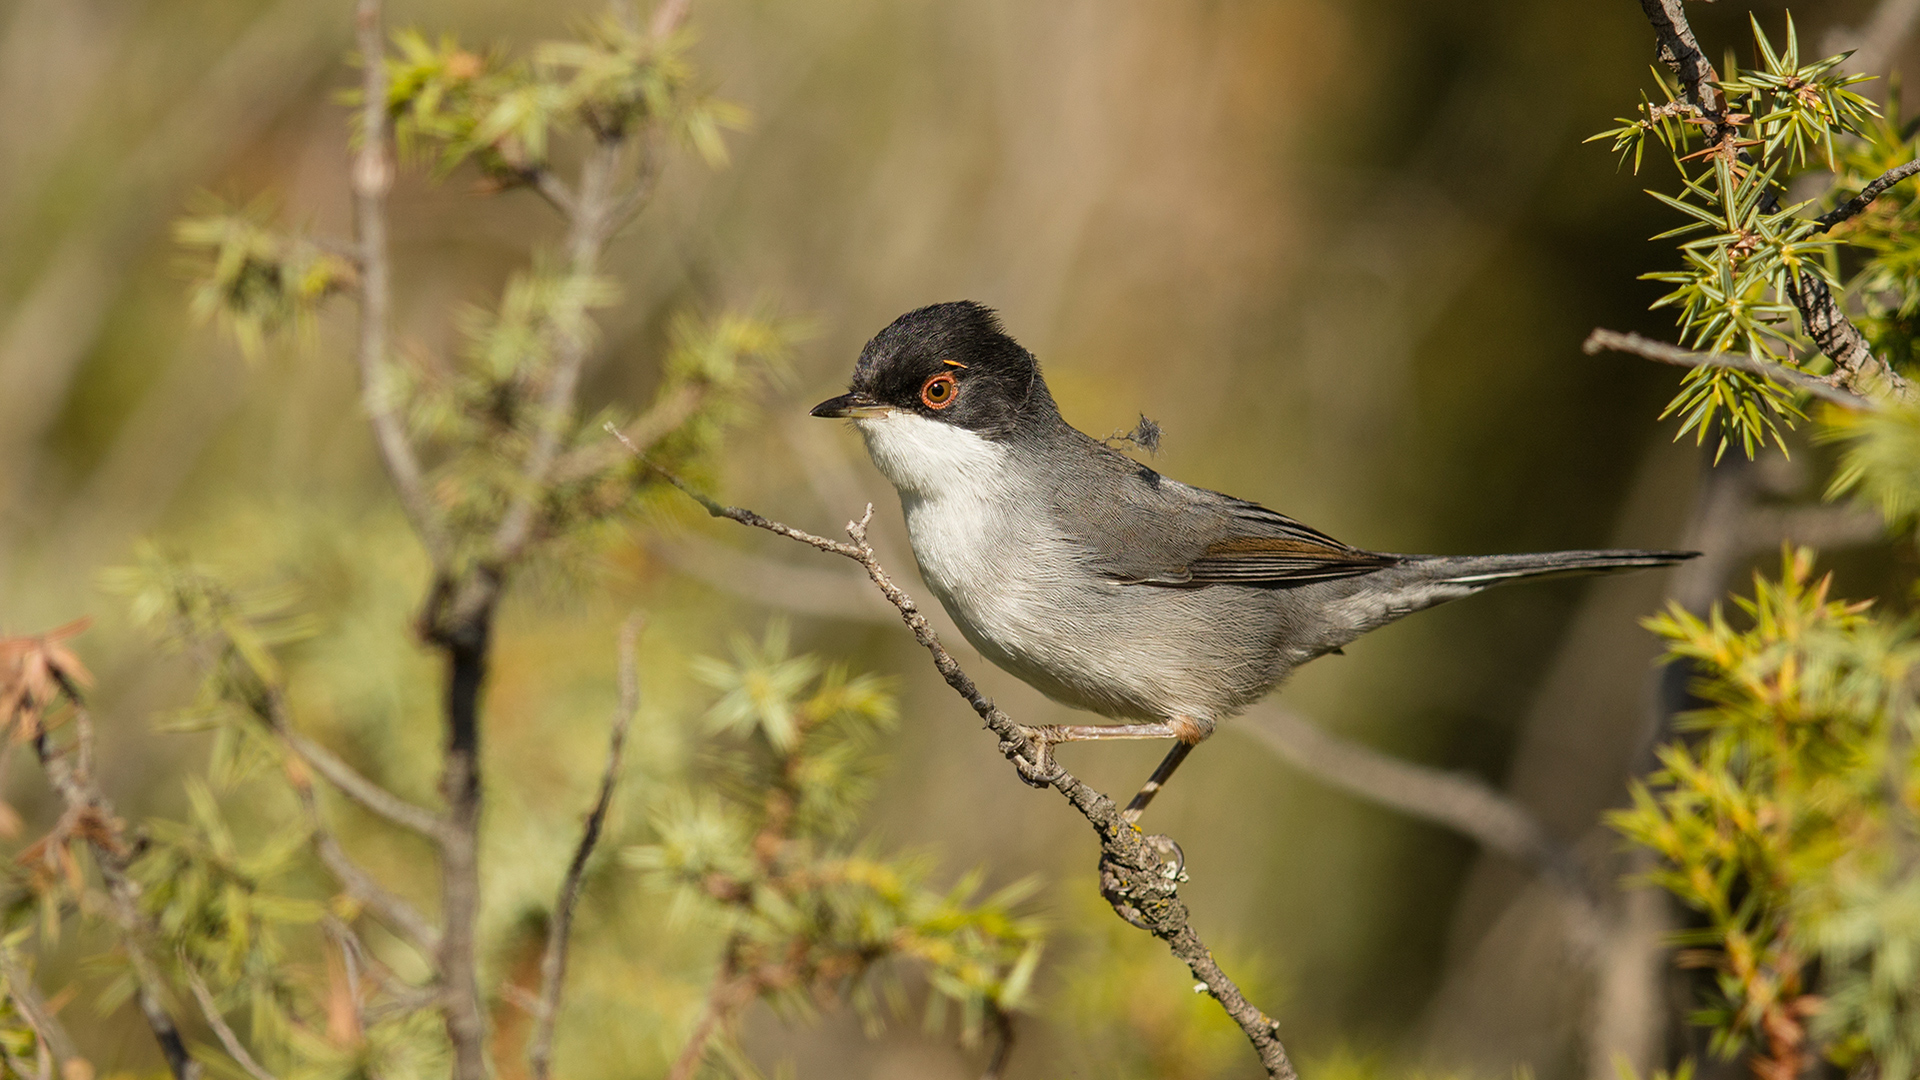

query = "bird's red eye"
[{"left": 921, "top": 373, "right": 958, "bottom": 409}]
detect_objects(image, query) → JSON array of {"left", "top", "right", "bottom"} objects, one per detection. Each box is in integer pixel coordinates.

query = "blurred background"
[{"left": 2, "top": 0, "right": 1916, "bottom": 1077}]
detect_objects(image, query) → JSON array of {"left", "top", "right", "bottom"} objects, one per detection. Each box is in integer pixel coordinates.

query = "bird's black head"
[{"left": 810, "top": 301, "right": 1056, "bottom": 437}]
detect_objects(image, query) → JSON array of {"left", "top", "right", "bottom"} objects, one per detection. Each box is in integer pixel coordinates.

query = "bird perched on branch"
[{"left": 812, "top": 301, "right": 1693, "bottom": 821}]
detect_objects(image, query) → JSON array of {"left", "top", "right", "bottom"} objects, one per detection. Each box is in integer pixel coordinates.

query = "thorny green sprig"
[
  {"left": 133, "top": 780, "right": 323, "bottom": 1054},
  {"left": 1593, "top": 12, "right": 1896, "bottom": 459},
  {"left": 175, "top": 200, "right": 357, "bottom": 358},
  {"left": 630, "top": 621, "right": 1044, "bottom": 1068},
  {"left": 381, "top": 17, "right": 743, "bottom": 181},
  {"left": 1613, "top": 549, "right": 1920, "bottom": 1076}
]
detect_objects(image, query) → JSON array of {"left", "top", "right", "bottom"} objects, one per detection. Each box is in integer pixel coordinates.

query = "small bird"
[{"left": 811, "top": 302, "right": 1693, "bottom": 820}]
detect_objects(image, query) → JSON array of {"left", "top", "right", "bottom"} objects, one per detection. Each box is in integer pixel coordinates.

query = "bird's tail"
[
  {"left": 1408, "top": 548, "right": 1697, "bottom": 586},
  {"left": 1313, "top": 548, "right": 1697, "bottom": 653}
]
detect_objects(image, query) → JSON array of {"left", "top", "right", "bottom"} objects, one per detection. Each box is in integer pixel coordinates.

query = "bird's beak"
[{"left": 809, "top": 392, "right": 890, "bottom": 419}]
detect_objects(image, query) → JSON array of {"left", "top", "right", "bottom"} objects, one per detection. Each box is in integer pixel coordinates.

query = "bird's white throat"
[{"left": 853, "top": 411, "right": 1008, "bottom": 499}]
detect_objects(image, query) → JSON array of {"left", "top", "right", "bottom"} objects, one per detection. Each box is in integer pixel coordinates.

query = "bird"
[{"left": 810, "top": 301, "right": 1694, "bottom": 821}]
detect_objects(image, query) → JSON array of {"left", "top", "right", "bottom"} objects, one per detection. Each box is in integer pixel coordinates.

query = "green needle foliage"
[
  {"left": 1615, "top": 549, "right": 1920, "bottom": 1073},
  {"left": 175, "top": 201, "right": 358, "bottom": 359},
  {"left": 1590, "top": 13, "right": 1899, "bottom": 459},
  {"left": 631, "top": 622, "right": 1044, "bottom": 1070}
]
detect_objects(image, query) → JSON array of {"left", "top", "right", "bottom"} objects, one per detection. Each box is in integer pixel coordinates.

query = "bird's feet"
[
  {"left": 1141, "top": 833, "right": 1186, "bottom": 881},
  {"left": 1001, "top": 725, "right": 1061, "bottom": 787}
]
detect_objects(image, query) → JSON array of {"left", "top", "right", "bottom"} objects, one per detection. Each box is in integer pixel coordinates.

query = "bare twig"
[
  {"left": 1816, "top": 160, "right": 1920, "bottom": 231},
  {"left": 1583, "top": 328, "right": 1873, "bottom": 410},
  {"left": 650, "top": 538, "right": 902, "bottom": 623},
  {"left": 666, "top": 971, "right": 754, "bottom": 1080},
  {"left": 351, "top": 0, "right": 445, "bottom": 564},
  {"left": 280, "top": 731, "right": 449, "bottom": 840},
  {"left": 307, "top": 803, "right": 442, "bottom": 956},
  {"left": 181, "top": 961, "right": 279, "bottom": 1080},
  {"left": 528, "top": 615, "right": 644, "bottom": 1080},
  {"left": 981, "top": 1005, "right": 1015, "bottom": 1080},
  {"left": 262, "top": 691, "right": 441, "bottom": 955},
  {"left": 620, "top": 446, "right": 1297, "bottom": 1078},
  {"left": 527, "top": 169, "right": 579, "bottom": 219},
  {"left": 550, "top": 382, "right": 706, "bottom": 485},
  {"left": 1239, "top": 708, "right": 1598, "bottom": 909}
]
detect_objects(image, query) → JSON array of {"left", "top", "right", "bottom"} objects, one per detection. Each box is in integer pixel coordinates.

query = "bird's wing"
[{"left": 1052, "top": 456, "right": 1397, "bottom": 587}]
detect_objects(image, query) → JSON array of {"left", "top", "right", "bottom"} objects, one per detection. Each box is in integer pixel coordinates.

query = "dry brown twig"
[
  {"left": 528, "top": 614, "right": 645, "bottom": 1080},
  {"left": 1583, "top": 328, "right": 1875, "bottom": 409},
  {"left": 611, "top": 427, "right": 1298, "bottom": 1079},
  {"left": 181, "top": 961, "right": 279, "bottom": 1080}
]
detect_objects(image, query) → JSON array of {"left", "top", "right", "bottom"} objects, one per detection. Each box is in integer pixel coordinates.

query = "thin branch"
[
  {"left": 527, "top": 169, "right": 579, "bottom": 219},
  {"left": 279, "top": 731, "right": 448, "bottom": 840},
  {"left": 1238, "top": 708, "right": 1597, "bottom": 908},
  {"left": 649, "top": 538, "right": 902, "bottom": 623},
  {"left": 181, "top": 962, "right": 279, "bottom": 1080},
  {"left": 262, "top": 691, "right": 441, "bottom": 955},
  {"left": 619, "top": 445, "right": 1298, "bottom": 1079},
  {"left": 1816, "top": 160, "right": 1920, "bottom": 231},
  {"left": 666, "top": 970, "right": 755, "bottom": 1080},
  {"left": 981, "top": 1005, "right": 1015, "bottom": 1080},
  {"left": 480, "top": 137, "right": 635, "bottom": 581},
  {"left": 550, "top": 382, "right": 705, "bottom": 485},
  {"left": 351, "top": 0, "right": 445, "bottom": 564},
  {"left": 528, "top": 615, "right": 644, "bottom": 1080},
  {"left": 1637, "top": 1, "right": 1723, "bottom": 136},
  {"left": 308, "top": 816, "right": 442, "bottom": 956},
  {"left": 1583, "top": 328, "right": 1873, "bottom": 410}
]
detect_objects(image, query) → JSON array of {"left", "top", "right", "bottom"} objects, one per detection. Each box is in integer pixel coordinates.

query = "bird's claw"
[
  {"left": 1142, "top": 834, "right": 1187, "bottom": 881},
  {"left": 1002, "top": 726, "right": 1060, "bottom": 787}
]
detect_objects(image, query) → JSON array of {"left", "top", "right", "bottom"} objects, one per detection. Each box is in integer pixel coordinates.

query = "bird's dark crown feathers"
[{"left": 850, "top": 301, "right": 1057, "bottom": 435}]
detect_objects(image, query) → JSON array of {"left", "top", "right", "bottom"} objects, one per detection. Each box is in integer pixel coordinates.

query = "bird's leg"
[
  {"left": 1007, "top": 721, "right": 1180, "bottom": 779},
  {"left": 1122, "top": 742, "right": 1195, "bottom": 824},
  {"left": 1009, "top": 718, "right": 1212, "bottom": 824}
]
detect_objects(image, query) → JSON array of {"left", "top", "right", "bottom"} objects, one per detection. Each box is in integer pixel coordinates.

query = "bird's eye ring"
[{"left": 920, "top": 373, "right": 958, "bottom": 409}]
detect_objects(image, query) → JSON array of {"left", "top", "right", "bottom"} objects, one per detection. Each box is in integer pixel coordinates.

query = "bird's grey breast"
[{"left": 852, "top": 412, "right": 1285, "bottom": 722}]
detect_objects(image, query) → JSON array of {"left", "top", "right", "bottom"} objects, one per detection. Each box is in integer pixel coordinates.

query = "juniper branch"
[{"left": 1629, "top": 0, "right": 1916, "bottom": 403}]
